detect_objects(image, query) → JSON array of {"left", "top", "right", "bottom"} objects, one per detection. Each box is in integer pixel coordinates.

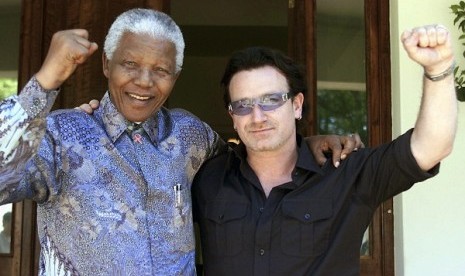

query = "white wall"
[{"left": 391, "top": 1, "right": 465, "bottom": 275}]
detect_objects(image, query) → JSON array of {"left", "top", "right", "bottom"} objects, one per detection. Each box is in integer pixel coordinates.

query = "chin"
[
  {"left": 120, "top": 108, "right": 151, "bottom": 122},
  {"left": 247, "top": 143, "right": 275, "bottom": 152},
  {"left": 125, "top": 114, "right": 148, "bottom": 123}
]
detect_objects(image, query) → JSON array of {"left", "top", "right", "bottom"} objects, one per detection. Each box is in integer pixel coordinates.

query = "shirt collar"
[
  {"left": 96, "top": 92, "right": 159, "bottom": 144},
  {"left": 295, "top": 135, "right": 325, "bottom": 175}
]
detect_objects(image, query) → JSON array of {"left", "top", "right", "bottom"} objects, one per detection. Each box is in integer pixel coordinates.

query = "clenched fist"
[
  {"left": 401, "top": 24, "right": 454, "bottom": 77},
  {"left": 36, "top": 29, "right": 98, "bottom": 90}
]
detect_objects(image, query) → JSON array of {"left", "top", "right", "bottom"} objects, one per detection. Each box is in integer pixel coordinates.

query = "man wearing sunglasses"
[{"left": 192, "top": 24, "right": 457, "bottom": 275}]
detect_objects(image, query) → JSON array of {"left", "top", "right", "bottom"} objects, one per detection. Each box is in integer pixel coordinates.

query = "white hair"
[{"left": 104, "top": 8, "right": 185, "bottom": 73}]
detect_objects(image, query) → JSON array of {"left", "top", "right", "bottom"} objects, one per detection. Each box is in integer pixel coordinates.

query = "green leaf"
[
  {"left": 0, "top": 79, "right": 17, "bottom": 100},
  {"left": 457, "top": 87, "right": 465, "bottom": 102}
]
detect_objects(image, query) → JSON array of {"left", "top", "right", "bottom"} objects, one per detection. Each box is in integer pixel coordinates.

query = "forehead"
[
  {"left": 114, "top": 32, "right": 176, "bottom": 64},
  {"left": 229, "top": 66, "right": 288, "bottom": 100}
]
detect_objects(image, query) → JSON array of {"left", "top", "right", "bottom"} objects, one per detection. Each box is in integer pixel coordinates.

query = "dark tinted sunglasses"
[{"left": 228, "top": 92, "right": 290, "bottom": 116}]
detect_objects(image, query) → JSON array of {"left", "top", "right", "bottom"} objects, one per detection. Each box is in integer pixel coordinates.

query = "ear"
[
  {"left": 293, "top": 92, "right": 304, "bottom": 118},
  {"left": 102, "top": 53, "right": 110, "bottom": 79}
]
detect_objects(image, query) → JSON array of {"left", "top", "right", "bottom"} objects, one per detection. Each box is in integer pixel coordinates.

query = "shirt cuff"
[{"left": 18, "top": 75, "right": 59, "bottom": 118}]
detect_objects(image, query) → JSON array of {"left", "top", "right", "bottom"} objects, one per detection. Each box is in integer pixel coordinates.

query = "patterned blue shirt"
[{"left": 0, "top": 77, "right": 225, "bottom": 275}]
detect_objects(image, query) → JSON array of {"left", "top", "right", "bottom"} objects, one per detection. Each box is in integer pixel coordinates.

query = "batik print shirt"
[{"left": 0, "top": 77, "right": 225, "bottom": 275}]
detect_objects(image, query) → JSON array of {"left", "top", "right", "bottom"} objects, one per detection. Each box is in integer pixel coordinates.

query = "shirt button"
[
  {"left": 304, "top": 213, "right": 311, "bottom": 220},
  {"left": 259, "top": 207, "right": 264, "bottom": 213},
  {"left": 259, "top": 249, "right": 265, "bottom": 256}
]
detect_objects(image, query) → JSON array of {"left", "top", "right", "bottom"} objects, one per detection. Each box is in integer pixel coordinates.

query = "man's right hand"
[
  {"left": 307, "top": 134, "right": 364, "bottom": 167},
  {"left": 36, "top": 29, "right": 98, "bottom": 90}
]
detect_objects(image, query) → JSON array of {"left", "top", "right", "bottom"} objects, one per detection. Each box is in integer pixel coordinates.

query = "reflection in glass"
[
  {"left": 360, "top": 227, "right": 370, "bottom": 256},
  {"left": 0, "top": 204, "right": 12, "bottom": 254},
  {"left": 316, "top": 0, "right": 368, "bottom": 256},
  {"left": 317, "top": 86, "right": 367, "bottom": 143}
]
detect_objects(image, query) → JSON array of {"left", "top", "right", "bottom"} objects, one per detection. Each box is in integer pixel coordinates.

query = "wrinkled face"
[
  {"left": 228, "top": 66, "right": 303, "bottom": 153},
  {"left": 103, "top": 32, "right": 178, "bottom": 122}
]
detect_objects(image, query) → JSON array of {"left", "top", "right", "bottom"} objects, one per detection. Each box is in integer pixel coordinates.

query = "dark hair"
[{"left": 220, "top": 47, "right": 307, "bottom": 108}]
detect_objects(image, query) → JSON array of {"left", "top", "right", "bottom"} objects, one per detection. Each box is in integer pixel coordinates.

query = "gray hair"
[{"left": 104, "top": 8, "right": 185, "bottom": 73}]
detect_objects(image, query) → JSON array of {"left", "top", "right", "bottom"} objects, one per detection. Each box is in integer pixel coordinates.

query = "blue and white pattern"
[{"left": 0, "top": 77, "right": 225, "bottom": 275}]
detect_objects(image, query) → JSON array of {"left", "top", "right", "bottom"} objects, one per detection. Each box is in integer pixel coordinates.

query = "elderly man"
[
  {"left": 0, "top": 9, "right": 358, "bottom": 275},
  {"left": 192, "top": 25, "right": 457, "bottom": 275}
]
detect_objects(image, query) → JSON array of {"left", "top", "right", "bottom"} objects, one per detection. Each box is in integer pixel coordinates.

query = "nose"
[
  {"left": 250, "top": 104, "right": 267, "bottom": 122},
  {"left": 134, "top": 68, "right": 154, "bottom": 88}
]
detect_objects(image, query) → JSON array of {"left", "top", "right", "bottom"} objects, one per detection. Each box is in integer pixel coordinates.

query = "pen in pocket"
[{"left": 174, "top": 184, "right": 182, "bottom": 207}]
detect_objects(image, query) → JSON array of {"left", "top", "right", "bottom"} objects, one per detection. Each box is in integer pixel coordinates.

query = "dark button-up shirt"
[{"left": 192, "top": 133, "right": 438, "bottom": 276}]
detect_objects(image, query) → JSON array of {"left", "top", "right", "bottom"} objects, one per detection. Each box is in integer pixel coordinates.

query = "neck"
[{"left": 246, "top": 141, "right": 298, "bottom": 197}]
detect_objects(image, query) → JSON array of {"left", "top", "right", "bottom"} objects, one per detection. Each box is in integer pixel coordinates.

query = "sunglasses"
[{"left": 228, "top": 92, "right": 290, "bottom": 116}]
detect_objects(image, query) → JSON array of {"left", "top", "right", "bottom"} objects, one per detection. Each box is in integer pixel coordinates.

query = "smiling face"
[
  {"left": 103, "top": 32, "right": 178, "bottom": 122},
  {"left": 229, "top": 65, "right": 303, "bottom": 154}
]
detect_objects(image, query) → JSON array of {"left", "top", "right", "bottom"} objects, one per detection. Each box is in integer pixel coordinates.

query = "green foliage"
[
  {"left": 450, "top": 1, "right": 465, "bottom": 101},
  {"left": 317, "top": 89, "right": 368, "bottom": 143},
  {"left": 0, "top": 78, "right": 18, "bottom": 100}
]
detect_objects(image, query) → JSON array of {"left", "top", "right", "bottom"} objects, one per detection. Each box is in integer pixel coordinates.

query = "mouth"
[
  {"left": 250, "top": 127, "right": 273, "bottom": 134},
  {"left": 128, "top": 92, "right": 152, "bottom": 101}
]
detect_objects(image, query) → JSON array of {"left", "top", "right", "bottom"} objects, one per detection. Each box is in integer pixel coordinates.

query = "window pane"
[
  {"left": 316, "top": 0, "right": 368, "bottom": 256},
  {"left": 0, "top": 204, "right": 13, "bottom": 254}
]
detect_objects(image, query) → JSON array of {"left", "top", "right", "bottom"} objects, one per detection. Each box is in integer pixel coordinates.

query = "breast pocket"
[
  {"left": 281, "top": 199, "right": 332, "bottom": 257},
  {"left": 204, "top": 200, "right": 248, "bottom": 256}
]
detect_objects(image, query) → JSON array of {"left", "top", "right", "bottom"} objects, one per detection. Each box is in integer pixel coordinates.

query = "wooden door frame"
[
  {"left": 289, "top": 0, "right": 393, "bottom": 275},
  {"left": 364, "top": 1, "right": 394, "bottom": 275}
]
